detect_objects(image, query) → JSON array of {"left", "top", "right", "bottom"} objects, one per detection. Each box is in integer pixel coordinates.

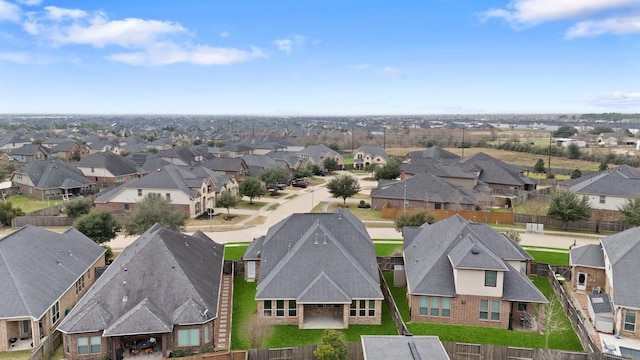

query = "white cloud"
[
  {"left": 566, "top": 16, "right": 640, "bottom": 38},
  {"left": 0, "top": 51, "right": 31, "bottom": 63},
  {"left": 219, "top": 31, "right": 229, "bottom": 38},
  {"left": 273, "top": 35, "right": 307, "bottom": 53},
  {"left": 480, "top": 0, "right": 636, "bottom": 28},
  {"left": 584, "top": 91, "right": 640, "bottom": 107},
  {"left": 17, "top": 0, "right": 42, "bottom": 5},
  {"left": 0, "top": 0, "right": 21, "bottom": 22},
  {"left": 44, "top": 6, "right": 88, "bottom": 20},
  {"left": 106, "top": 44, "right": 265, "bottom": 66}
]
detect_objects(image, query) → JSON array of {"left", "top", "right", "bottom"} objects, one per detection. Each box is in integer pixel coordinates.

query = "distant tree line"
[{"left": 580, "top": 113, "right": 640, "bottom": 121}]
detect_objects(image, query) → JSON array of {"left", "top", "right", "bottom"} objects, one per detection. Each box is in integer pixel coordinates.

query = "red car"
[{"left": 290, "top": 179, "right": 308, "bottom": 188}]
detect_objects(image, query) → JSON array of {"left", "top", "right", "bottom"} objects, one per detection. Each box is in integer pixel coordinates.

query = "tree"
[
  {"left": 260, "top": 167, "right": 288, "bottom": 195},
  {"left": 123, "top": 194, "right": 188, "bottom": 235},
  {"left": 322, "top": 157, "right": 339, "bottom": 174},
  {"left": 542, "top": 301, "right": 569, "bottom": 349},
  {"left": 570, "top": 169, "right": 582, "bottom": 179},
  {"left": 74, "top": 210, "right": 120, "bottom": 244},
  {"left": 239, "top": 177, "right": 266, "bottom": 204},
  {"left": 618, "top": 196, "right": 640, "bottom": 226},
  {"left": 64, "top": 199, "right": 92, "bottom": 219},
  {"left": 393, "top": 211, "right": 437, "bottom": 232},
  {"left": 0, "top": 163, "right": 15, "bottom": 181},
  {"left": 599, "top": 160, "right": 608, "bottom": 172},
  {"left": 374, "top": 158, "right": 402, "bottom": 180},
  {"left": 326, "top": 174, "right": 361, "bottom": 205},
  {"left": 70, "top": 151, "right": 81, "bottom": 161},
  {"left": 547, "top": 191, "right": 592, "bottom": 230},
  {"left": 589, "top": 126, "right": 613, "bottom": 135},
  {"left": 553, "top": 126, "right": 578, "bottom": 138},
  {"left": 517, "top": 199, "right": 549, "bottom": 223},
  {"left": 0, "top": 202, "right": 24, "bottom": 226},
  {"left": 566, "top": 143, "right": 581, "bottom": 160},
  {"left": 533, "top": 159, "right": 546, "bottom": 173},
  {"left": 294, "top": 165, "right": 313, "bottom": 179},
  {"left": 313, "top": 329, "right": 347, "bottom": 360},
  {"left": 217, "top": 191, "right": 240, "bottom": 215}
]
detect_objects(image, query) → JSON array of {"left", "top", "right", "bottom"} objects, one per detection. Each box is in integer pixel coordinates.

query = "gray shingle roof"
[
  {"left": 14, "top": 159, "right": 95, "bottom": 189},
  {"left": 58, "top": 224, "right": 224, "bottom": 335},
  {"left": 601, "top": 227, "right": 640, "bottom": 309},
  {"left": 570, "top": 244, "right": 605, "bottom": 268},
  {"left": 0, "top": 226, "right": 105, "bottom": 319},
  {"left": 371, "top": 173, "right": 477, "bottom": 205},
  {"left": 299, "top": 144, "right": 342, "bottom": 164},
  {"left": 565, "top": 165, "right": 640, "bottom": 197},
  {"left": 249, "top": 209, "right": 383, "bottom": 302},
  {"left": 361, "top": 335, "right": 450, "bottom": 360},
  {"left": 407, "top": 146, "right": 460, "bottom": 160},
  {"left": 588, "top": 293, "right": 613, "bottom": 314},
  {"left": 202, "top": 157, "right": 246, "bottom": 172},
  {"left": 353, "top": 145, "right": 388, "bottom": 160},
  {"left": 456, "top": 152, "right": 536, "bottom": 187},
  {"left": 404, "top": 215, "right": 544, "bottom": 303},
  {"left": 77, "top": 152, "right": 143, "bottom": 176}
]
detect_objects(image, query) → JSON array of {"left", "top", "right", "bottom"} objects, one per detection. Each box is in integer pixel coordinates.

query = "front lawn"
[
  {"left": 235, "top": 200, "right": 268, "bottom": 210},
  {"left": 224, "top": 244, "right": 249, "bottom": 261},
  {"left": 383, "top": 273, "right": 583, "bottom": 351}
]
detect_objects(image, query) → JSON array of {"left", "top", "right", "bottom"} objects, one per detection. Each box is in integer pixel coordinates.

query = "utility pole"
[
  {"left": 548, "top": 131, "right": 552, "bottom": 173},
  {"left": 351, "top": 123, "right": 355, "bottom": 153},
  {"left": 383, "top": 127, "right": 386, "bottom": 149},
  {"left": 462, "top": 127, "right": 465, "bottom": 157}
]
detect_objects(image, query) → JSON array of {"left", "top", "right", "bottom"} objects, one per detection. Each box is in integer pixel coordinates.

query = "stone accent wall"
[
  {"left": 409, "top": 294, "right": 510, "bottom": 329},
  {"left": 571, "top": 266, "right": 606, "bottom": 294}
]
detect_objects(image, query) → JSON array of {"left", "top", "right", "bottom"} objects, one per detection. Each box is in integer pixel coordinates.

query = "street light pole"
[
  {"left": 403, "top": 183, "right": 407, "bottom": 213},
  {"left": 311, "top": 186, "right": 314, "bottom": 211}
]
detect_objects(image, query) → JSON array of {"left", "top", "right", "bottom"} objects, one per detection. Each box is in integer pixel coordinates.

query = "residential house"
[
  {"left": 58, "top": 224, "right": 224, "bottom": 360},
  {"left": 299, "top": 144, "right": 345, "bottom": 170},
  {"left": 361, "top": 336, "right": 450, "bottom": 360},
  {"left": 242, "top": 209, "right": 384, "bottom": 329},
  {"left": 265, "top": 151, "right": 307, "bottom": 171},
  {"left": 560, "top": 165, "right": 640, "bottom": 213},
  {"left": 93, "top": 163, "right": 217, "bottom": 218},
  {"left": 352, "top": 145, "right": 389, "bottom": 170},
  {"left": 570, "top": 228, "right": 640, "bottom": 339},
  {"left": 9, "top": 144, "right": 50, "bottom": 164},
  {"left": 10, "top": 159, "right": 96, "bottom": 200},
  {"left": 85, "top": 140, "right": 120, "bottom": 155},
  {"left": 0, "top": 131, "right": 30, "bottom": 151},
  {"left": 75, "top": 152, "right": 146, "bottom": 188},
  {"left": 0, "top": 226, "right": 105, "bottom": 351},
  {"left": 370, "top": 173, "right": 478, "bottom": 211},
  {"left": 201, "top": 157, "right": 249, "bottom": 181},
  {"left": 402, "top": 215, "right": 547, "bottom": 329},
  {"left": 50, "top": 142, "right": 84, "bottom": 161},
  {"left": 241, "top": 154, "right": 292, "bottom": 178},
  {"left": 157, "top": 147, "right": 202, "bottom": 166}
]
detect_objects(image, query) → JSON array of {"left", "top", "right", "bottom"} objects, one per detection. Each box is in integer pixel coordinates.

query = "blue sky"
[{"left": 0, "top": 0, "right": 639, "bottom": 115}]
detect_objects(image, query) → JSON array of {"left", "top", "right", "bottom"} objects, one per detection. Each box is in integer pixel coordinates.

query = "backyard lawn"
[
  {"left": 524, "top": 247, "right": 570, "bottom": 266},
  {"left": 383, "top": 273, "right": 583, "bottom": 351},
  {"left": 0, "top": 350, "right": 31, "bottom": 360},
  {"left": 231, "top": 276, "right": 398, "bottom": 350},
  {"left": 224, "top": 244, "right": 249, "bottom": 261},
  {"left": 6, "top": 195, "right": 57, "bottom": 213}
]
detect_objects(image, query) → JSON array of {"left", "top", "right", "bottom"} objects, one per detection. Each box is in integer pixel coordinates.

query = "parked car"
[
  {"left": 267, "top": 183, "right": 287, "bottom": 190},
  {"left": 290, "top": 179, "right": 308, "bottom": 188}
]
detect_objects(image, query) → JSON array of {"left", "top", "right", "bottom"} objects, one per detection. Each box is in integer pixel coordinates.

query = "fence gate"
[{"left": 454, "top": 343, "right": 481, "bottom": 359}]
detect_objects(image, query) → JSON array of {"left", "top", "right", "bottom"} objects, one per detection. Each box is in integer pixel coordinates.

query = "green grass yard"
[
  {"left": 0, "top": 350, "right": 31, "bottom": 360},
  {"left": 383, "top": 272, "right": 582, "bottom": 351},
  {"left": 524, "top": 249, "right": 569, "bottom": 266}
]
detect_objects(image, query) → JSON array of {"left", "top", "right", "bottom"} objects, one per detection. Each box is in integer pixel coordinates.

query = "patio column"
[
  {"left": 31, "top": 319, "right": 40, "bottom": 348},
  {"left": 111, "top": 338, "right": 117, "bottom": 360},
  {"left": 161, "top": 333, "right": 167, "bottom": 358}
]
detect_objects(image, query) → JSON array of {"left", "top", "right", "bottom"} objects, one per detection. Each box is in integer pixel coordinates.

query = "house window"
[
  {"left": 351, "top": 300, "right": 375, "bottom": 317},
  {"left": 430, "top": 297, "right": 440, "bottom": 316},
  {"left": 90, "top": 336, "right": 101, "bottom": 353},
  {"left": 204, "top": 325, "right": 210, "bottom": 343},
  {"left": 599, "top": 195, "right": 606, "bottom": 204},
  {"left": 264, "top": 300, "right": 272, "bottom": 316},
  {"left": 177, "top": 329, "right": 200, "bottom": 347},
  {"left": 289, "top": 300, "right": 297, "bottom": 317},
  {"left": 124, "top": 203, "right": 129, "bottom": 211},
  {"left": 91, "top": 167, "right": 95, "bottom": 173},
  {"left": 479, "top": 300, "right": 488, "bottom": 320},
  {"left": 75, "top": 275, "right": 85, "bottom": 294},
  {"left": 485, "top": 271, "right": 497, "bottom": 287},
  {"left": 520, "top": 262, "right": 526, "bottom": 274},
  {"left": 442, "top": 298, "right": 451, "bottom": 317},
  {"left": 350, "top": 301, "right": 357, "bottom": 316},
  {"left": 276, "top": 300, "right": 285, "bottom": 317},
  {"left": 137, "top": 189, "right": 142, "bottom": 196},
  {"left": 625, "top": 310, "right": 636, "bottom": 332},
  {"left": 51, "top": 301, "right": 60, "bottom": 324},
  {"left": 166, "top": 193, "right": 171, "bottom": 201},
  {"left": 77, "top": 337, "right": 89, "bottom": 354},
  {"left": 65, "top": 336, "right": 69, "bottom": 353},
  {"left": 369, "top": 300, "right": 376, "bottom": 316},
  {"left": 491, "top": 300, "right": 501, "bottom": 320},
  {"left": 359, "top": 300, "right": 366, "bottom": 316},
  {"left": 434, "top": 203, "right": 442, "bottom": 210},
  {"left": 419, "top": 296, "right": 428, "bottom": 315},
  {"left": 518, "top": 302, "right": 527, "bottom": 312}
]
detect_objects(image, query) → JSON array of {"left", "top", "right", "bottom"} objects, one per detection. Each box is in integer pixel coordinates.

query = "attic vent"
[
  {"left": 471, "top": 249, "right": 480, "bottom": 255},
  {"left": 322, "top": 235, "right": 327, "bottom": 245},
  {"left": 157, "top": 168, "right": 161, "bottom": 172},
  {"left": 122, "top": 295, "right": 128, "bottom": 302},
  {"left": 315, "top": 233, "right": 319, "bottom": 245}
]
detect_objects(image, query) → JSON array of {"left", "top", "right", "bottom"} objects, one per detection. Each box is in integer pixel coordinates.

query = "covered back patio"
[{"left": 300, "top": 304, "right": 346, "bottom": 329}]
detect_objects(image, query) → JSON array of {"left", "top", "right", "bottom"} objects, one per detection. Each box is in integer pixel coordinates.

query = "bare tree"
[
  {"left": 517, "top": 198, "right": 549, "bottom": 223},
  {"left": 245, "top": 314, "right": 272, "bottom": 349},
  {"left": 542, "top": 301, "right": 570, "bottom": 349}
]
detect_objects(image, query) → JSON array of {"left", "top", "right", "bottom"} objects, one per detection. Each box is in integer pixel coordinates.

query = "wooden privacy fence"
[
  {"left": 162, "top": 351, "right": 248, "bottom": 360},
  {"left": 515, "top": 214, "right": 631, "bottom": 233},
  {"left": 29, "top": 330, "right": 61, "bottom": 360},
  {"left": 12, "top": 216, "right": 73, "bottom": 227},
  {"left": 381, "top": 207, "right": 515, "bottom": 224},
  {"left": 378, "top": 268, "right": 409, "bottom": 336},
  {"left": 245, "top": 343, "right": 363, "bottom": 360}
]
